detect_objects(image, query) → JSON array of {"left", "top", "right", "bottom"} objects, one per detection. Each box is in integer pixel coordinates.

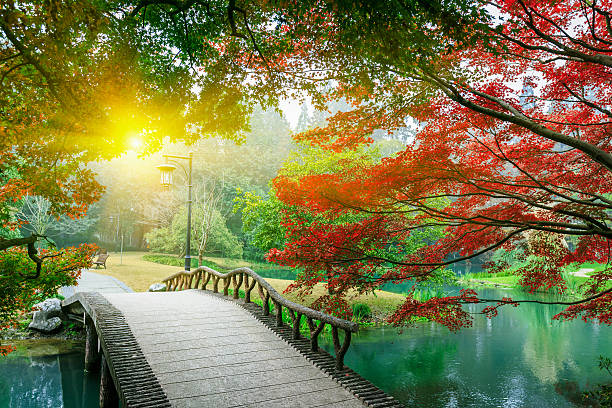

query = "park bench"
[{"left": 93, "top": 253, "right": 110, "bottom": 269}]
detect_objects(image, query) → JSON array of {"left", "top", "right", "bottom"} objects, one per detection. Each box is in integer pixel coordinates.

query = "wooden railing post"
[
  {"left": 187, "top": 273, "right": 194, "bottom": 289},
  {"left": 332, "top": 327, "right": 352, "bottom": 371},
  {"left": 274, "top": 300, "right": 283, "bottom": 327},
  {"left": 84, "top": 314, "right": 100, "bottom": 372},
  {"left": 232, "top": 274, "right": 243, "bottom": 299},
  {"left": 245, "top": 276, "right": 256, "bottom": 303},
  {"left": 307, "top": 318, "right": 324, "bottom": 352},
  {"left": 100, "top": 353, "right": 118, "bottom": 407},
  {"left": 223, "top": 278, "right": 230, "bottom": 296},
  {"left": 202, "top": 272, "right": 211, "bottom": 290},
  {"left": 289, "top": 311, "right": 302, "bottom": 340},
  {"left": 258, "top": 283, "right": 270, "bottom": 315}
]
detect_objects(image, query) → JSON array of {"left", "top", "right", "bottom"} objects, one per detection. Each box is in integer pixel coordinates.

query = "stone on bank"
[{"left": 28, "top": 298, "right": 63, "bottom": 333}]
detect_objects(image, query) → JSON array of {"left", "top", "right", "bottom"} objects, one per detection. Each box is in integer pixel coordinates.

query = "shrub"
[
  {"left": 0, "top": 243, "right": 97, "bottom": 354},
  {"left": 352, "top": 303, "right": 372, "bottom": 320}
]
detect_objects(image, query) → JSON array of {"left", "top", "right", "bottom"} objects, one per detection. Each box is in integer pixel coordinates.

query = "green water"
[
  {"left": 321, "top": 286, "right": 612, "bottom": 407},
  {"left": 0, "top": 340, "right": 100, "bottom": 408}
]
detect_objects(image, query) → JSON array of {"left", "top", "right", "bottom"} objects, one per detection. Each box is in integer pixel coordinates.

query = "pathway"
[
  {"left": 59, "top": 270, "right": 133, "bottom": 298},
  {"left": 570, "top": 268, "right": 594, "bottom": 278}
]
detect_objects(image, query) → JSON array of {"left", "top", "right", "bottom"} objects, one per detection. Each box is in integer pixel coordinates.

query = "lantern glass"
[{"left": 156, "top": 163, "right": 177, "bottom": 190}]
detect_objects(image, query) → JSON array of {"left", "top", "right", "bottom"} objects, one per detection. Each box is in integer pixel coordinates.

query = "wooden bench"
[{"left": 93, "top": 253, "right": 110, "bottom": 269}]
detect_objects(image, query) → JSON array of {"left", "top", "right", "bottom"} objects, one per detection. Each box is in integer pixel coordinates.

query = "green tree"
[{"left": 145, "top": 206, "right": 242, "bottom": 259}]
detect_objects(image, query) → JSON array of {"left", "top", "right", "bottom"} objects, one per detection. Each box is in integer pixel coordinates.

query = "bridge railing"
[{"left": 161, "top": 266, "right": 358, "bottom": 370}]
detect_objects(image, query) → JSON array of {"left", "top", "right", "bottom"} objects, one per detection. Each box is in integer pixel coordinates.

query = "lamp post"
[
  {"left": 109, "top": 214, "right": 123, "bottom": 265},
  {"left": 156, "top": 151, "right": 193, "bottom": 271}
]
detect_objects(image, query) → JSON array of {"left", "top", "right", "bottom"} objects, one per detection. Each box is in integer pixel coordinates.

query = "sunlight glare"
[{"left": 129, "top": 137, "right": 143, "bottom": 150}]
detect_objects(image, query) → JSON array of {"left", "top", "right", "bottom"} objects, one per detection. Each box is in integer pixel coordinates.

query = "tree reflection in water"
[{"left": 0, "top": 340, "right": 99, "bottom": 408}]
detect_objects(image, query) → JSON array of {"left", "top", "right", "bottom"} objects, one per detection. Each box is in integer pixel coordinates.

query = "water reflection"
[
  {"left": 0, "top": 340, "right": 100, "bottom": 408},
  {"left": 321, "top": 287, "right": 612, "bottom": 407}
]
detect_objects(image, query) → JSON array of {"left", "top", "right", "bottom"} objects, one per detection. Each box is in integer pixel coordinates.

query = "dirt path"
[{"left": 570, "top": 268, "right": 594, "bottom": 278}]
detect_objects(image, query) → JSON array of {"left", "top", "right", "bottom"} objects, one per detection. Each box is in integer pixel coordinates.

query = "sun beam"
[{"left": 129, "top": 137, "right": 143, "bottom": 150}]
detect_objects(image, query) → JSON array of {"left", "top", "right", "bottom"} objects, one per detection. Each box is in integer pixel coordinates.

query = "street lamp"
[
  {"left": 156, "top": 163, "right": 177, "bottom": 190},
  {"left": 109, "top": 214, "right": 123, "bottom": 265},
  {"left": 156, "top": 152, "right": 193, "bottom": 272}
]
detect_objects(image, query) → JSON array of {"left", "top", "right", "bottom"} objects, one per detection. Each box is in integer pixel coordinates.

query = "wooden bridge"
[{"left": 62, "top": 267, "right": 404, "bottom": 408}]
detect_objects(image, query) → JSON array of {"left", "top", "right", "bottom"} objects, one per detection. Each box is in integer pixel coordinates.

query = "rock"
[
  {"left": 29, "top": 298, "right": 63, "bottom": 333},
  {"left": 148, "top": 283, "right": 167, "bottom": 292},
  {"left": 29, "top": 317, "right": 62, "bottom": 333},
  {"left": 32, "top": 298, "right": 62, "bottom": 317}
]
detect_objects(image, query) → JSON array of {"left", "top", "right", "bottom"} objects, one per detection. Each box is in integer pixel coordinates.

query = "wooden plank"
[
  {"left": 149, "top": 348, "right": 299, "bottom": 374},
  {"left": 155, "top": 356, "right": 309, "bottom": 384},
  {"left": 170, "top": 379, "right": 351, "bottom": 408}
]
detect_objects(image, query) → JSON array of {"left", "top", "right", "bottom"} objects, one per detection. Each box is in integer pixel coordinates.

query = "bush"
[
  {"left": 352, "top": 303, "right": 372, "bottom": 320},
  {"left": 0, "top": 243, "right": 97, "bottom": 354}
]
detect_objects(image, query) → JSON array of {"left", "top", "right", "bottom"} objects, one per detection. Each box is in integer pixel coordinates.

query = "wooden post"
[
  {"left": 275, "top": 301, "right": 283, "bottom": 327},
  {"left": 332, "top": 327, "right": 351, "bottom": 371},
  {"left": 100, "top": 354, "right": 118, "bottom": 407},
  {"left": 84, "top": 315, "right": 100, "bottom": 372}
]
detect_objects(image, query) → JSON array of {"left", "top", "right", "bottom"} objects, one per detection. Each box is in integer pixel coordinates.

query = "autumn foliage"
[
  {"left": 0, "top": 244, "right": 97, "bottom": 354},
  {"left": 255, "top": 0, "right": 612, "bottom": 328}
]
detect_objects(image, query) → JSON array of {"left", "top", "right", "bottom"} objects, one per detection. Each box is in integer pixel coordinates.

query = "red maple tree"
[{"left": 256, "top": 0, "right": 612, "bottom": 329}]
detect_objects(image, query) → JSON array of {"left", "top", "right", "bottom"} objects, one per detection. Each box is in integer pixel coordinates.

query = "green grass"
[
  {"left": 564, "top": 262, "right": 610, "bottom": 273},
  {"left": 412, "top": 287, "right": 445, "bottom": 302},
  {"left": 142, "top": 254, "right": 225, "bottom": 270},
  {"left": 460, "top": 272, "right": 519, "bottom": 287},
  {"left": 143, "top": 254, "right": 299, "bottom": 279},
  {"left": 461, "top": 270, "right": 515, "bottom": 279}
]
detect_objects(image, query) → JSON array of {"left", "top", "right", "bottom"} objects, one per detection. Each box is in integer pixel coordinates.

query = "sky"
[{"left": 279, "top": 99, "right": 303, "bottom": 130}]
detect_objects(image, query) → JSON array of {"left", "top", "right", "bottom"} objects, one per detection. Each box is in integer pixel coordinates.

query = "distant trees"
[
  {"left": 138, "top": 107, "right": 293, "bottom": 260},
  {"left": 145, "top": 206, "right": 243, "bottom": 259},
  {"left": 16, "top": 196, "right": 98, "bottom": 246},
  {"left": 192, "top": 179, "right": 225, "bottom": 265}
]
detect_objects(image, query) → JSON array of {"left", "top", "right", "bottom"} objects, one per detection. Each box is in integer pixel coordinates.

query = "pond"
[
  {"left": 320, "top": 286, "right": 612, "bottom": 407},
  {"left": 0, "top": 339, "right": 100, "bottom": 408}
]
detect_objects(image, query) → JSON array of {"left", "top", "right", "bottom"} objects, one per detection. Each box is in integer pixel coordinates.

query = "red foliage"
[
  {"left": 388, "top": 289, "right": 480, "bottom": 332},
  {"left": 263, "top": 0, "right": 612, "bottom": 327},
  {"left": 554, "top": 293, "right": 612, "bottom": 325}
]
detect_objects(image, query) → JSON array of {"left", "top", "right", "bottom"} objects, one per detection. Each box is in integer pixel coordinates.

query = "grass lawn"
[{"left": 93, "top": 251, "right": 406, "bottom": 318}]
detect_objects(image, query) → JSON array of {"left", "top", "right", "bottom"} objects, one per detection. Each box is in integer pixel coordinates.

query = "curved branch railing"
[{"left": 161, "top": 266, "right": 358, "bottom": 370}]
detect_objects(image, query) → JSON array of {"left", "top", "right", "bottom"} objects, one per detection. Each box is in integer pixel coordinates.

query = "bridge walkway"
[{"left": 103, "top": 289, "right": 366, "bottom": 408}]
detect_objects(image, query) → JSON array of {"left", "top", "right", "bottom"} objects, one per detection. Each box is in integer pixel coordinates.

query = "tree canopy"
[{"left": 2, "top": 0, "right": 612, "bottom": 331}]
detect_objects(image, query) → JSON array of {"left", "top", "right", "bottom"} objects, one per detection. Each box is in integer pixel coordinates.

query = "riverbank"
[
  {"left": 1, "top": 314, "right": 85, "bottom": 348},
  {"left": 457, "top": 263, "right": 612, "bottom": 299}
]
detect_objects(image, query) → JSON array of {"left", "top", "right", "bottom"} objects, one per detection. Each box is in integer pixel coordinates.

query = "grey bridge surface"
[
  {"left": 104, "top": 290, "right": 365, "bottom": 407},
  {"left": 62, "top": 270, "right": 403, "bottom": 408}
]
